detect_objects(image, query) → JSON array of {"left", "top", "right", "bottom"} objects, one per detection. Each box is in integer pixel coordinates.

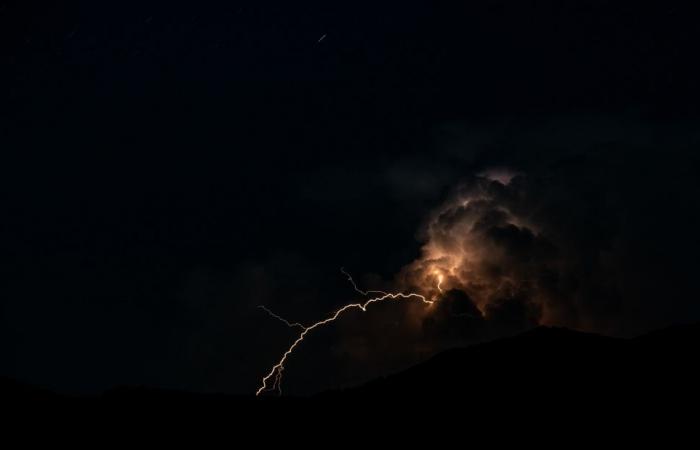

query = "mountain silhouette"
[
  {"left": 3, "top": 323, "right": 699, "bottom": 430},
  {"left": 321, "top": 324, "right": 700, "bottom": 405}
]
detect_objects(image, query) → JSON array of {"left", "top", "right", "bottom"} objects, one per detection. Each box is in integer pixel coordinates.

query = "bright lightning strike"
[
  {"left": 256, "top": 269, "right": 440, "bottom": 396},
  {"left": 434, "top": 271, "right": 444, "bottom": 293}
]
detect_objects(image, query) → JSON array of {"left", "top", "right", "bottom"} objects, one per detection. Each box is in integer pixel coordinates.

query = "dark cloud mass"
[{"left": 402, "top": 116, "right": 700, "bottom": 337}]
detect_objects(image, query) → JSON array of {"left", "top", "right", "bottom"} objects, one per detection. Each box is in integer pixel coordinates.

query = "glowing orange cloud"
[{"left": 256, "top": 173, "right": 551, "bottom": 395}]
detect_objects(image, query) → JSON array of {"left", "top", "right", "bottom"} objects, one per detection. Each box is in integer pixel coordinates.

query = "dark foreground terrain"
[{"left": 3, "top": 324, "right": 698, "bottom": 432}]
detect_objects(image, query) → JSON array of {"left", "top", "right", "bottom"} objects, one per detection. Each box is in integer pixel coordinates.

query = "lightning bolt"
[
  {"left": 340, "top": 266, "right": 389, "bottom": 297},
  {"left": 257, "top": 305, "right": 305, "bottom": 330},
  {"left": 256, "top": 269, "right": 442, "bottom": 396},
  {"left": 435, "top": 271, "right": 444, "bottom": 293}
]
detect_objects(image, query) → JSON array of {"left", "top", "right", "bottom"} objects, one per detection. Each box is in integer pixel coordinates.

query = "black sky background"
[{"left": 2, "top": 1, "right": 700, "bottom": 395}]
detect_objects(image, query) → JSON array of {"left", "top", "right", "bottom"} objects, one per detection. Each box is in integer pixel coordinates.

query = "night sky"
[{"left": 3, "top": 1, "right": 700, "bottom": 396}]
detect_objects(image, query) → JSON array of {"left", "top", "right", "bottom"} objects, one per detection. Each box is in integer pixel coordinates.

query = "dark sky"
[{"left": 2, "top": 1, "right": 699, "bottom": 395}]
